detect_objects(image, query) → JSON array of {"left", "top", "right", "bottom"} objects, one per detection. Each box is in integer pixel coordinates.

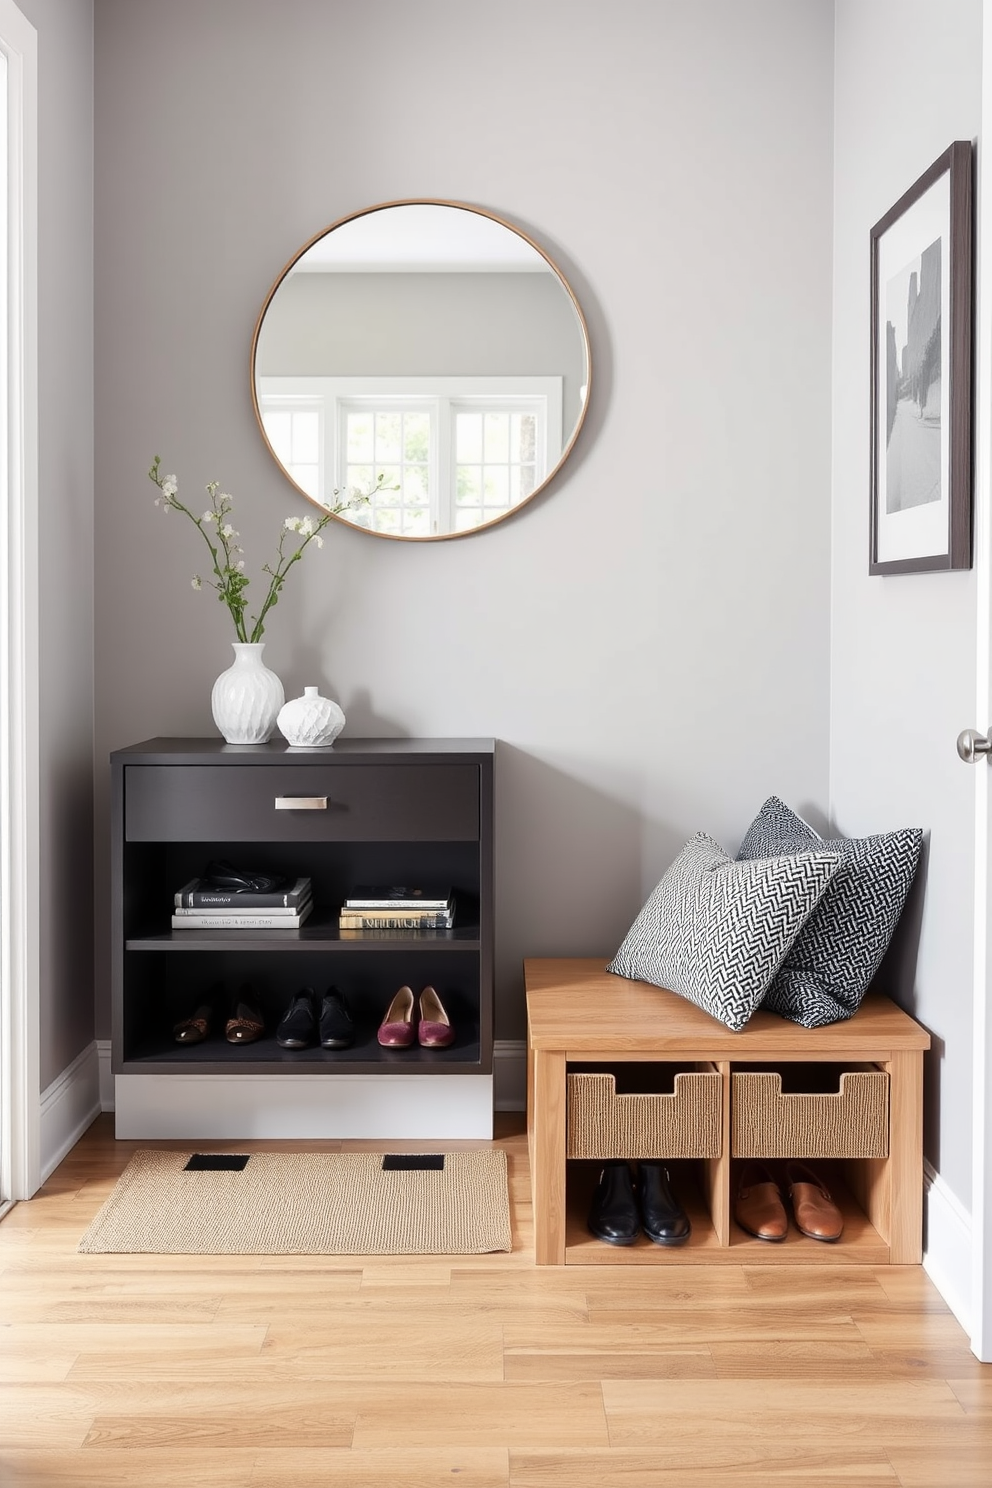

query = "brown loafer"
[
  {"left": 225, "top": 988, "right": 265, "bottom": 1045},
  {"left": 173, "top": 1002, "right": 212, "bottom": 1044},
  {"left": 786, "top": 1161, "right": 844, "bottom": 1241},
  {"left": 734, "top": 1161, "right": 788, "bottom": 1241}
]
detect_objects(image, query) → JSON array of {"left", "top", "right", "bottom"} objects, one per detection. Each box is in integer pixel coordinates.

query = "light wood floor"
[{"left": 0, "top": 1115, "right": 989, "bottom": 1487}]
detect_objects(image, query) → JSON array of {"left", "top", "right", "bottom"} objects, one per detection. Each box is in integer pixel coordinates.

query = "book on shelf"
[
  {"left": 171, "top": 902, "right": 314, "bottom": 930},
  {"left": 172, "top": 893, "right": 312, "bottom": 920},
  {"left": 337, "top": 909, "right": 454, "bottom": 931},
  {"left": 174, "top": 876, "right": 312, "bottom": 909},
  {"left": 337, "top": 924, "right": 454, "bottom": 939},
  {"left": 344, "top": 885, "right": 453, "bottom": 910}
]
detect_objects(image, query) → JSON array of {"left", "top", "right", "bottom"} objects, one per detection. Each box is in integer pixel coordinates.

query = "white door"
[{"left": 960, "top": 14, "right": 992, "bottom": 1362}]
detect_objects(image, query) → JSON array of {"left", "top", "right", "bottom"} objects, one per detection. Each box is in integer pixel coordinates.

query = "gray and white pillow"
[
  {"left": 608, "top": 832, "right": 842, "bottom": 1032},
  {"left": 736, "top": 796, "right": 924, "bottom": 1028}
]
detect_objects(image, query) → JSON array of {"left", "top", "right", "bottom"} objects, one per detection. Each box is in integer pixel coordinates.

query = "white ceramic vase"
[
  {"left": 210, "top": 642, "right": 285, "bottom": 744},
  {"left": 277, "top": 685, "right": 346, "bottom": 748}
]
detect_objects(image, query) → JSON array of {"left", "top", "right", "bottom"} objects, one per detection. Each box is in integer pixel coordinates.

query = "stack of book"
[
  {"left": 171, "top": 876, "right": 313, "bottom": 929},
  {"left": 338, "top": 885, "right": 455, "bottom": 932}
]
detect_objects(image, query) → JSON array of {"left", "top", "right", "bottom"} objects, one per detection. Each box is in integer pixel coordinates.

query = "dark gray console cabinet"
[{"left": 110, "top": 738, "right": 495, "bottom": 1091}]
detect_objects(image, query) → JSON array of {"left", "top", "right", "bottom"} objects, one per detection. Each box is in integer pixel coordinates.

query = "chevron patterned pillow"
[
  {"left": 607, "top": 833, "right": 842, "bottom": 1032},
  {"left": 735, "top": 797, "right": 924, "bottom": 1028}
]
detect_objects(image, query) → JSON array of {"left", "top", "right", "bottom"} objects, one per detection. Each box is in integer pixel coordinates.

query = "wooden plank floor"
[{"left": 0, "top": 1114, "right": 989, "bottom": 1487}]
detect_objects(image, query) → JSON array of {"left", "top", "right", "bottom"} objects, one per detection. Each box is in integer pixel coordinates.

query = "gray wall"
[
  {"left": 256, "top": 270, "right": 587, "bottom": 435},
  {"left": 93, "top": 0, "right": 834, "bottom": 1042},
  {"left": 831, "top": 0, "right": 982, "bottom": 1204},
  {"left": 16, "top": 0, "right": 95, "bottom": 1090}
]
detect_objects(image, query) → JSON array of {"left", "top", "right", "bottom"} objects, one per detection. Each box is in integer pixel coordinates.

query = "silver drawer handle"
[{"left": 274, "top": 795, "right": 328, "bottom": 810}]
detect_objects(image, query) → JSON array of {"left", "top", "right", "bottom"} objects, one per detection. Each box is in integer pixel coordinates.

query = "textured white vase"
[
  {"left": 277, "top": 685, "right": 346, "bottom": 748},
  {"left": 211, "top": 643, "right": 285, "bottom": 744}
]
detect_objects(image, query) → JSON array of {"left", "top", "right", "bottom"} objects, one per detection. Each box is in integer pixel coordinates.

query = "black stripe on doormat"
[
  {"left": 381, "top": 1154, "right": 445, "bottom": 1171},
  {"left": 184, "top": 1154, "right": 251, "bottom": 1172}
]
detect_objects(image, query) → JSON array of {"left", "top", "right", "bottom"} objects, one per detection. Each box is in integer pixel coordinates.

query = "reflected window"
[
  {"left": 257, "top": 375, "right": 560, "bottom": 536},
  {"left": 259, "top": 402, "right": 321, "bottom": 501},
  {"left": 454, "top": 407, "right": 539, "bottom": 532}
]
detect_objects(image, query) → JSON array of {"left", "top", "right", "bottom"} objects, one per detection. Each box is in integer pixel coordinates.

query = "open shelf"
[
  {"left": 564, "top": 1159, "right": 724, "bottom": 1265},
  {"left": 128, "top": 909, "right": 482, "bottom": 952}
]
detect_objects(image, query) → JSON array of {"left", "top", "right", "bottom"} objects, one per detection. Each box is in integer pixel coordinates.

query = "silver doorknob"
[{"left": 957, "top": 728, "right": 992, "bottom": 763}]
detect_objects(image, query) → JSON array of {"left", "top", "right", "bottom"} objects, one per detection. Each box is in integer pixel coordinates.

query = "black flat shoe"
[
  {"left": 638, "top": 1161, "right": 691, "bottom": 1246},
  {"left": 319, "top": 986, "right": 354, "bottom": 1049},
  {"left": 277, "top": 989, "right": 317, "bottom": 1049},
  {"left": 587, "top": 1161, "right": 639, "bottom": 1246}
]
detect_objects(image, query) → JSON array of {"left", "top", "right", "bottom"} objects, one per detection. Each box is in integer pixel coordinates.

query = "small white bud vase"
[
  {"left": 210, "top": 643, "right": 285, "bottom": 745},
  {"left": 277, "top": 685, "right": 346, "bottom": 748}
]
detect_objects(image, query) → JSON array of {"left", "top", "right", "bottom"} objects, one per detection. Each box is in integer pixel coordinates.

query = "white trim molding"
[
  {"left": 0, "top": 0, "right": 38, "bottom": 1203},
  {"left": 923, "top": 1159, "right": 973, "bottom": 1339},
  {"left": 39, "top": 1041, "right": 100, "bottom": 1182}
]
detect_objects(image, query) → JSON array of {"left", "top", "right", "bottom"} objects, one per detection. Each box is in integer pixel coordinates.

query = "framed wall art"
[{"left": 869, "top": 140, "right": 973, "bottom": 575}]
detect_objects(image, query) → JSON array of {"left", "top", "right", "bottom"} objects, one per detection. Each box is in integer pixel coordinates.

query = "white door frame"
[{"left": 0, "top": 0, "right": 38, "bottom": 1205}]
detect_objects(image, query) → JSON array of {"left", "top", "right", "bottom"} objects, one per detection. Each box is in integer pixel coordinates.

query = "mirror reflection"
[{"left": 251, "top": 201, "right": 591, "bottom": 540}]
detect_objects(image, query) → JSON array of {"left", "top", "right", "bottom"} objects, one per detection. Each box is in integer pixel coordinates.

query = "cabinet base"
[{"left": 114, "top": 1073, "right": 494, "bottom": 1140}]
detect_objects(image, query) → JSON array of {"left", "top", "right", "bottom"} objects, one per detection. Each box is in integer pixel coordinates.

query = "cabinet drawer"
[
  {"left": 566, "top": 1066, "right": 721, "bottom": 1160},
  {"left": 124, "top": 764, "right": 479, "bottom": 843},
  {"left": 731, "top": 1066, "right": 889, "bottom": 1159}
]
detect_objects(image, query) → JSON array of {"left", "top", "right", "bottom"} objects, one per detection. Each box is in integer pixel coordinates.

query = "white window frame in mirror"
[{"left": 257, "top": 375, "right": 563, "bottom": 539}]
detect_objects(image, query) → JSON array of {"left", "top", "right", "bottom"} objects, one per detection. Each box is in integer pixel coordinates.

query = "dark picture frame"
[{"left": 869, "top": 140, "right": 973, "bottom": 575}]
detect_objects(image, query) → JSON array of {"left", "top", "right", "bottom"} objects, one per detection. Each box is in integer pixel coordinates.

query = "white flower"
[
  {"left": 236, "top": 559, "right": 245, "bottom": 571},
  {"left": 161, "top": 477, "right": 178, "bottom": 497},
  {"left": 314, "top": 535, "right": 324, "bottom": 549},
  {"left": 201, "top": 510, "right": 215, "bottom": 523},
  {"left": 284, "top": 516, "right": 301, "bottom": 532},
  {"left": 218, "top": 493, "right": 233, "bottom": 509},
  {"left": 220, "top": 524, "right": 237, "bottom": 539},
  {"left": 191, "top": 575, "right": 202, "bottom": 590},
  {"left": 298, "top": 517, "right": 315, "bottom": 537}
]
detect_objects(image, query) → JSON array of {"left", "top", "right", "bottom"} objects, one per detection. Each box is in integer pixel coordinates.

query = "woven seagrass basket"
[
  {"left": 566, "top": 1068, "right": 722, "bottom": 1161},
  {"left": 731, "top": 1065, "right": 889, "bottom": 1159}
]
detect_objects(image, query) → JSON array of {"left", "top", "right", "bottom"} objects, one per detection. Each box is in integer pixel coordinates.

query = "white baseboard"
[
  {"left": 39, "top": 1041, "right": 101, "bottom": 1182},
  {"left": 96, "top": 1039, "right": 114, "bottom": 1111},
  {"left": 114, "top": 1073, "right": 494, "bottom": 1139},
  {"left": 494, "top": 1039, "right": 526, "bottom": 1111},
  {"left": 923, "top": 1159, "right": 973, "bottom": 1336}
]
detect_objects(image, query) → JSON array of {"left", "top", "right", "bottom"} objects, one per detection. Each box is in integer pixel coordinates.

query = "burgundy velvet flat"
[
  {"left": 377, "top": 985, "right": 417, "bottom": 1047},
  {"left": 418, "top": 985, "right": 454, "bottom": 1048}
]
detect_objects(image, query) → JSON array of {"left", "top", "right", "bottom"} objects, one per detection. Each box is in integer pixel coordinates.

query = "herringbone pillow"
[
  {"left": 607, "top": 833, "right": 841, "bottom": 1032},
  {"left": 735, "top": 797, "right": 924, "bottom": 1028}
]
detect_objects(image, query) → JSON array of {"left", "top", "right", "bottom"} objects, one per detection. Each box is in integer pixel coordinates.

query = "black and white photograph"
[{"left": 869, "top": 140, "right": 973, "bottom": 574}]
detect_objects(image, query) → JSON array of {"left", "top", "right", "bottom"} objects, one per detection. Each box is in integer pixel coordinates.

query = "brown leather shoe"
[
  {"left": 734, "top": 1161, "right": 788, "bottom": 1241},
  {"left": 786, "top": 1162, "right": 844, "bottom": 1241}
]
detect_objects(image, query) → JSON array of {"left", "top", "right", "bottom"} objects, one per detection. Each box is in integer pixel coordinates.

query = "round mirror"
[{"left": 251, "top": 200, "right": 591, "bottom": 540}]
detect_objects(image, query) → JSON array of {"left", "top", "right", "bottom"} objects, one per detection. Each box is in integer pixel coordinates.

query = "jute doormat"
[{"left": 77, "top": 1149, "right": 512, "bottom": 1255}]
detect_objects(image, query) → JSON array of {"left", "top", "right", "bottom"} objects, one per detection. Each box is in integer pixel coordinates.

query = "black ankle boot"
[
  {"left": 587, "top": 1161, "right": 639, "bottom": 1245},
  {"left": 638, "top": 1162, "right": 691, "bottom": 1245}
]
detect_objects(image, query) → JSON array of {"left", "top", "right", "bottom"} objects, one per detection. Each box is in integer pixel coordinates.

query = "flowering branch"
[{"left": 147, "top": 457, "right": 395, "bottom": 643}]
